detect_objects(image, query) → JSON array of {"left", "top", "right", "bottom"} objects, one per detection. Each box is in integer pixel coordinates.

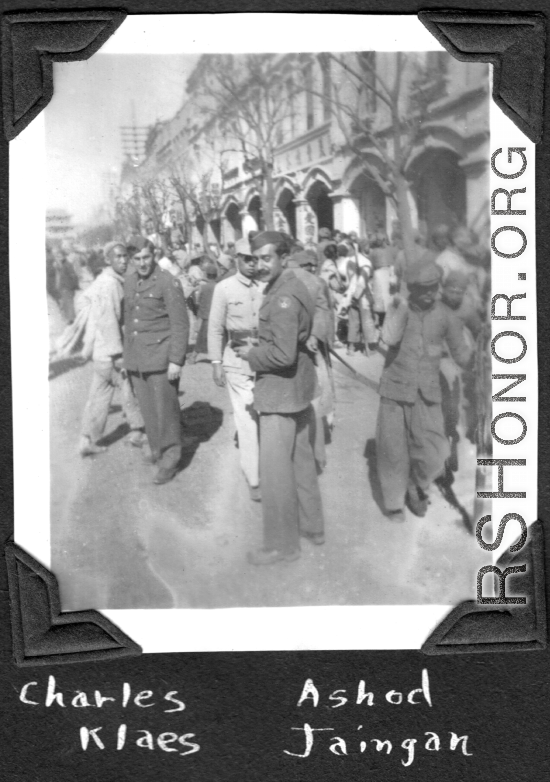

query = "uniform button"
[
  {"left": 134, "top": 319, "right": 139, "bottom": 323},
  {"left": 133, "top": 331, "right": 137, "bottom": 335}
]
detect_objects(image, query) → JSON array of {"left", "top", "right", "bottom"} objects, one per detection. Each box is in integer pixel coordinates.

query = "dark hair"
[
  {"left": 323, "top": 243, "right": 338, "bottom": 261},
  {"left": 337, "top": 244, "right": 349, "bottom": 258}
]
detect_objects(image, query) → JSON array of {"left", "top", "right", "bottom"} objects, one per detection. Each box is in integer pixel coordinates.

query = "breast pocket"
[{"left": 141, "top": 292, "right": 165, "bottom": 316}]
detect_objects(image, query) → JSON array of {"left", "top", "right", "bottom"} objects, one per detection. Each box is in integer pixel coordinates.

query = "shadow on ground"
[
  {"left": 364, "top": 437, "right": 385, "bottom": 515},
  {"left": 178, "top": 401, "right": 224, "bottom": 472}
]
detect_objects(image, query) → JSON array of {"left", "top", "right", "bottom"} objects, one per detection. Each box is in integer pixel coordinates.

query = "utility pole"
[{"left": 120, "top": 102, "right": 149, "bottom": 166}]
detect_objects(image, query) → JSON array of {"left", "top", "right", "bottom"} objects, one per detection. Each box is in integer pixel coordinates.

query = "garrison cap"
[
  {"left": 235, "top": 237, "right": 252, "bottom": 257},
  {"left": 405, "top": 261, "right": 442, "bottom": 286},
  {"left": 250, "top": 231, "right": 288, "bottom": 251},
  {"left": 127, "top": 235, "right": 155, "bottom": 255}
]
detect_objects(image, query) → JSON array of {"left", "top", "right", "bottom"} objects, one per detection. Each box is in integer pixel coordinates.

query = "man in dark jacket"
[
  {"left": 234, "top": 232, "right": 325, "bottom": 565},
  {"left": 376, "top": 262, "right": 472, "bottom": 521},
  {"left": 124, "top": 237, "right": 190, "bottom": 484}
]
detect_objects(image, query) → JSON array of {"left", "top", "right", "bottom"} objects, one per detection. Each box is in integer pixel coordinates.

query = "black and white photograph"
[{"left": 9, "top": 15, "right": 537, "bottom": 651}]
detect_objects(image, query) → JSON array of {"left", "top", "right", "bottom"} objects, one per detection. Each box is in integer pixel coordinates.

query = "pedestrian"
[
  {"left": 188, "top": 263, "right": 218, "bottom": 364},
  {"left": 439, "top": 270, "right": 484, "bottom": 468},
  {"left": 79, "top": 241, "right": 145, "bottom": 456},
  {"left": 51, "top": 247, "right": 80, "bottom": 324},
  {"left": 376, "top": 262, "right": 471, "bottom": 522},
  {"left": 216, "top": 253, "right": 235, "bottom": 282},
  {"left": 370, "top": 233, "right": 397, "bottom": 329},
  {"left": 124, "top": 237, "right": 190, "bottom": 485},
  {"left": 343, "top": 251, "right": 378, "bottom": 355},
  {"left": 157, "top": 245, "right": 180, "bottom": 277},
  {"left": 208, "top": 237, "right": 266, "bottom": 501},
  {"left": 233, "top": 231, "right": 325, "bottom": 565}
]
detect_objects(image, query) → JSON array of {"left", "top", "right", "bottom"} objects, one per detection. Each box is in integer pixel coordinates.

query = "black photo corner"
[{"left": 0, "top": 1, "right": 549, "bottom": 780}]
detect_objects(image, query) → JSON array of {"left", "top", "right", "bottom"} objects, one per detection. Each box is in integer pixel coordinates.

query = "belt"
[{"left": 228, "top": 329, "right": 258, "bottom": 340}]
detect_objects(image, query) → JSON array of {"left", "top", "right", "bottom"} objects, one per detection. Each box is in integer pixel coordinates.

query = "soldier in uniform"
[
  {"left": 124, "top": 237, "right": 190, "bottom": 484},
  {"left": 376, "top": 262, "right": 472, "bottom": 521},
  {"left": 207, "top": 237, "right": 265, "bottom": 501},
  {"left": 234, "top": 231, "right": 325, "bottom": 565}
]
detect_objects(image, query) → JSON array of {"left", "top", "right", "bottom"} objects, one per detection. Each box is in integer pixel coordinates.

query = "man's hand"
[
  {"left": 113, "top": 356, "right": 124, "bottom": 370},
  {"left": 306, "top": 335, "right": 318, "bottom": 353},
  {"left": 212, "top": 363, "right": 226, "bottom": 387},
  {"left": 167, "top": 362, "right": 181, "bottom": 382},
  {"left": 233, "top": 344, "right": 251, "bottom": 360},
  {"left": 390, "top": 294, "right": 404, "bottom": 309}
]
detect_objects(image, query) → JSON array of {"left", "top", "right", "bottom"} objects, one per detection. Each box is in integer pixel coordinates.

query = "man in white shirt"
[
  {"left": 207, "top": 238, "right": 265, "bottom": 500},
  {"left": 79, "top": 242, "right": 144, "bottom": 456}
]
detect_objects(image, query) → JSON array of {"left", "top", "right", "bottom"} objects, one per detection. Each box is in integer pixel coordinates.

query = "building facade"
[{"left": 131, "top": 51, "right": 490, "bottom": 249}]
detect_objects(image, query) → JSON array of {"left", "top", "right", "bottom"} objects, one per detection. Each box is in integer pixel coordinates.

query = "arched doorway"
[
  {"left": 306, "top": 180, "right": 334, "bottom": 234},
  {"left": 276, "top": 188, "right": 297, "bottom": 238},
  {"left": 349, "top": 173, "right": 386, "bottom": 236},
  {"left": 224, "top": 202, "right": 242, "bottom": 242},
  {"left": 412, "top": 149, "right": 466, "bottom": 238}
]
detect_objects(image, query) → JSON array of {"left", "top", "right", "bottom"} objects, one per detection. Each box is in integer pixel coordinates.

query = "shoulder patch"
[{"left": 277, "top": 295, "right": 292, "bottom": 309}]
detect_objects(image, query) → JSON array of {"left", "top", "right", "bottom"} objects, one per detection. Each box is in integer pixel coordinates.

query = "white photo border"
[{"left": 10, "top": 14, "right": 537, "bottom": 653}]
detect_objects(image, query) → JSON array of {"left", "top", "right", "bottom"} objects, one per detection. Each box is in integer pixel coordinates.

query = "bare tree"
[
  {"left": 186, "top": 54, "right": 296, "bottom": 230},
  {"left": 139, "top": 179, "right": 171, "bottom": 237},
  {"left": 169, "top": 142, "right": 226, "bottom": 249},
  {"left": 305, "top": 51, "right": 446, "bottom": 264}
]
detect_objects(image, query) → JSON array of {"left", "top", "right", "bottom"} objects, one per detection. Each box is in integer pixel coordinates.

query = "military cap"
[
  {"left": 127, "top": 235, "right": 155, "bottom": 255},
  {"left": 250, "top": 231, "right": 288, "bottom": 251},
  {"left": 235, "top": 237, "right": 252, "bottom": 257},
  {"left": 217, "top": 253, "right": 233, "bottom": 270},
  {"left": 443, "top": 270, "right": 468, "bottom": 290},
  {"left": 405, "top": 261, "right": 442, "bottom": 286},
  {"left": 318, "top": 227, "right": 332, "bottom": 239}
]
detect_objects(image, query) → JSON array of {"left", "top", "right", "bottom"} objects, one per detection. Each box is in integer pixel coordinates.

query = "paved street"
[{"left": 50, "top": 316, "right": 484, "bottom": 612}]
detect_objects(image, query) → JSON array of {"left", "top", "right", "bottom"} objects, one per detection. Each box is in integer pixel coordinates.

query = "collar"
[
  {"left": 136, "top": 263, "right": 158, "bottom": 284},
  {"left": 103, "top": 266, "right": 125, "bottom": 283},
  {"left": 235, "top": 271, "right": 257, "bottom": 287},
  {"left": 408, "top": 298, "right": 437, "bottom": 314}
]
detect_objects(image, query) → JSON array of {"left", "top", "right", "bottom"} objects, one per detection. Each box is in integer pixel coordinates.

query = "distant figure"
[
  {"left": 51, "top": 247, "right": 79, "bottom": 324},
  {"left": 188, "top": 263, "right": 218, "bottom": 364}
]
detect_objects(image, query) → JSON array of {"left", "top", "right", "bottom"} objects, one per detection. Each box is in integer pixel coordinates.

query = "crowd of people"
[{"left": 48, "top": 216, "right": 491, "bottom": 564}]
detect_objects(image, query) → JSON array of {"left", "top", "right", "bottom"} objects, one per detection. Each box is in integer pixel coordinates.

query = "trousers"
[
  {"left": 225, "top": 371, "right": 259, "bottom": 487},
  {"left": 129, "top": 370, "right": 182, "bottom": 469},
  {"left": 259, "top": 406, "right": 324, "bottom": 555},
  {"left": 376, "top": 393, "right": 449, "bottom": 511},
  {"left": 348, "top": 305, "right": 378, "bottom": 346},
  {"left": 81, "top": 359, "right": 144, "bottom": 444}
]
